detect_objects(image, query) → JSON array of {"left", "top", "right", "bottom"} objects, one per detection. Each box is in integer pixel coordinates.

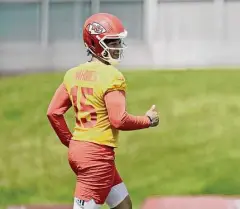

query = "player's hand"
[{"left": 145, "top": 105, "right": 159, "bottom": 127}]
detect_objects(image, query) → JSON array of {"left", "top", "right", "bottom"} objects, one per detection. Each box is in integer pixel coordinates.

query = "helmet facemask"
[{"left": 99, "top": 31, "right": 127, "bottom": 65}]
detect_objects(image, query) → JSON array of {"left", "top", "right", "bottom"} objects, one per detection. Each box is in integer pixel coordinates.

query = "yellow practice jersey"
[{"left": 63, "top": 61, "right": 126, "bottom": 148}]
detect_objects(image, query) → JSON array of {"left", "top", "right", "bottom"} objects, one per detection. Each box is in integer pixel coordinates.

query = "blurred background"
[
  {"left": 1, "top": 0, "right": 240, "bottom": 209},
  {"left": 1, "top": 0, "right": 240, "bottom": 72}
]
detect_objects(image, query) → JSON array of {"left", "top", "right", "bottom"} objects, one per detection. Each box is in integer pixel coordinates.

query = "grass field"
[{"left": 1, "top": 69, "right": 240, "bottom": 209}]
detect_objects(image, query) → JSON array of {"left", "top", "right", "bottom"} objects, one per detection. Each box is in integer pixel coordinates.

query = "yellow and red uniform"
[{"left": 47, "top": 60, "right": 150, "bottom": 204}]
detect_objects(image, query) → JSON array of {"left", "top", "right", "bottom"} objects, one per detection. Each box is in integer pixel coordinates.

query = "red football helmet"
[{"left": 83, "top": 13, "right": 127, "bottom": 64}]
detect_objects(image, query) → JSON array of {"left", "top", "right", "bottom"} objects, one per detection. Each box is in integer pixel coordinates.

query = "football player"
[{"left": 47, "top": 13, "right": 159, "bottom": 209}]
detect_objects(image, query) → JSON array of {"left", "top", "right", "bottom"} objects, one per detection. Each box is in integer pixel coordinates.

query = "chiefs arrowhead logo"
[{"left": 87, "top": 22, "right": 106, "bottom": 35}]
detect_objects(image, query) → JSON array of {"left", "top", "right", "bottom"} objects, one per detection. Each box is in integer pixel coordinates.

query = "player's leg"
[
  {"left": 105, "top": 168, "right": 132, "bottom": 209},
  {"left": 68, "top": 140, "right": 116, "bottom": 209}
]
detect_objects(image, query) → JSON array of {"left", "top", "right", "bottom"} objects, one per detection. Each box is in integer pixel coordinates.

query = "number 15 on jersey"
[{"left": 70, "top": 86, "right": 97, "bottom": 128}]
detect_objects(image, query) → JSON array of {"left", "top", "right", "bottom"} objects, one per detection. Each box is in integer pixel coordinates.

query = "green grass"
[{"left": 1, "top": 69, "right": 240, "bottom": 208}]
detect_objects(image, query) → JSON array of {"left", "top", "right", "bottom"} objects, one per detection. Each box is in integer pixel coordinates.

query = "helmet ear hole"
[{"left": 103, "top": 50, "right": 108, "bottom": 57}]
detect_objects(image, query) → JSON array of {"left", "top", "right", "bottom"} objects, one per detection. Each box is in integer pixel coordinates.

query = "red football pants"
[{"left": 68, "top": 140, "right": 122, "bottom": 205}]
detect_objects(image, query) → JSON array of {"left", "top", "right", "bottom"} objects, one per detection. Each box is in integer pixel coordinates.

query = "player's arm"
[
  {"left": 104, "top": 90, "right": 158, "bottom": 130},
  {"left": 47, "top": 83, "right": 72, "bottom": 147}
]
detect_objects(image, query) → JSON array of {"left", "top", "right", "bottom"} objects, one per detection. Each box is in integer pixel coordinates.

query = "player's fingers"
[{"left": 150, "top": 105, "right": 156, "bottom": 111}]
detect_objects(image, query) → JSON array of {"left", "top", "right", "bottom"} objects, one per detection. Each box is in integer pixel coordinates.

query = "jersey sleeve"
[{"left": 105, "top": 71, "right": 126, "bottom": 94}]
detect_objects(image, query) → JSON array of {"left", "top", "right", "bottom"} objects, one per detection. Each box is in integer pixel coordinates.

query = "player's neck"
[{"left": 90, "top": 56, "right": 111, "bottom": 66}]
